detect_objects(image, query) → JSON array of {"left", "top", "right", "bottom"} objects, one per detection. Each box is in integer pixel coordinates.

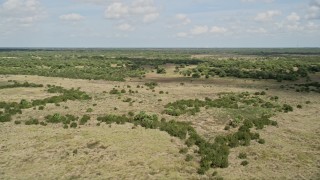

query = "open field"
[{"left": 0, "top": 49, "right": 320, "bottom": 179}]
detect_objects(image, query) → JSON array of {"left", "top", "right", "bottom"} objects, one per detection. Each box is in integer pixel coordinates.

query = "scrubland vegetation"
[{"left": 0, "top": 48, "right": 319, "bottom": 179}]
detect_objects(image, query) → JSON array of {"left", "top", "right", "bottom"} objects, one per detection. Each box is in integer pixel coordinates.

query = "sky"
[{"left": 0, "top": 0, "right": 320, "bottom": 47}]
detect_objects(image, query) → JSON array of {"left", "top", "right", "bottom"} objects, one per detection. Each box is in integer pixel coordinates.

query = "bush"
[
  {"left": 179, "top": 148, "right": 188, "bottom": 154},
  {"left": 282, "top": 104, "right": 293, "bottom": 113},
  {"left": 128, "top": 111, "right": 134, "bottom": 117},
  {"left": 70, "top": 122, "right": 77, "bottom": 128},
  {"left": 14, "top": 120, "right": 21, "bottom": 124},
  {"left": 185, "top": 154, "right": 193, "bottom": 161},
  {"left": 238, "top": 152, "right": 247, "bottom": 159},
  {"left": 297, "top": 104, "right": 302, "bottom": 109},
  {"left": 79, "top": 115, "right": 90, "bottom": 125},
  {"left": 258, "top": 139, "right": 265, "bottom": 144},
  {"left": 212, "top": 171, "right": 218, "bottom": 176},
  {"left": 38, "top": 106, "right": 45, "bottom": 110},
  {"left": 86, "top": 108, "right": 93, "bottom": 112},
  {"left": 109, "top": 88, "right": 120, "bottom": 94},
  {"left": 25, "top": 118, "right": 39, "bottom": 125},
  {"left": 241, "top": 160, "right": 249, "bottom": 166}
]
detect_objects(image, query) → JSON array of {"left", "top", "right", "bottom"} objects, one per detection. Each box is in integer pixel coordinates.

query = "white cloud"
[
  {"left": 247, "top": 27, "right": 267, "bottom": 33},
  {"left": 287, "top": 12, "right": 300, "bottom": 21},
  {"left": 176, "top": 32, "right": 188, "bottom": 38},
  {"left": 254, "top": 10, "right": 281, "bottom": 22},
  {"left": 104, "top": 0, "right": 159, "bottom": 23},
  {"left": 60, "top": 13, "right": 84, "bottom": 21},
  {"left": 104, "top": 2, "right": 129, "bottom": 19},
  {"left": 241, "top": 0, "right": 274, "bottom": 3},
  {"left": 143, "top": 13, "right": 159, "bottom": 23},
  {"left": 306, "top": 0, "right": 320, "bottom": 19},
  {"left": 210, "top": 26, "right": 228, "bottom": 33},
  {"left": 117, "top": 23, "right": 135, "bottom": 31},
  {"left": 0, "top": 0, "right": 46, "bottom": 26},
  {"left": 175, "top": 14, "right": 191, "bottom": 25},
  {"left": 190, "top": 25, "right": 208, "bottom": 35}
]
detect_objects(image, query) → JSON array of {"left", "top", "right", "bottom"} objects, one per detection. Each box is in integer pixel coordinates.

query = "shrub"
[
  {"left": 70, "top": 122, "right": 77, "bottom": 128},
  {"left": 297, "top": 104, "right": 302, "bottom": 109},
  {"left": 212, "top": 171, "right": 218, "bottom": 176},
  {"left": 25, "top": 118, "right": 39, "bottom": 125},
  {"left": 40, "top": 122, "right": 47, "bottom": 126},
  {"left": 282, "top": 104, "right": 293, "bottom": 113},
  {"left": 238, "top": 152, "right": 247, "bottom": 159},
  {"left": 38, "top": 106, "right": 45, "bottom": 110},
  {"left": 109, "top": 88, "right": 120, "bottom": 94},
  {"left": 241, "top": 160, "right": 249, "bottom": 166},
  {"left": 179, "top": 148, "right": 188, "bottom": 154},
  {"left": 159, "top": 91, "right": 164, "bottom": 94},
  {"left": 14, "top": 120, "right": 21, "bottom": 124},
  {"left": 79, "top": 115, "right": 90, "bottom": 125},
  {"left": 128, "top": 111, "right": 134, "bottom": 117},
  {"left": 185, "top": 154, "right": 193, "bottom": 162},
  {"left": 86, "top": 108, "right": 93, "bottom": 112},
  {"left": 121, "top": 89, "right": 126, "bottom": 93},
  {"left": 258, "top": 139, "right": 265, "bottom": 144}
]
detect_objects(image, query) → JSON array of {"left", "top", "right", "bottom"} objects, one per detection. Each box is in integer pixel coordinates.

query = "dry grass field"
[{"left": 0, "top": 67, "right": 319, "bottom": 179}]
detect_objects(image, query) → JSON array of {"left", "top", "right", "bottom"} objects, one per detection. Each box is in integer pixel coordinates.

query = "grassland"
[{"left": 0, "top": 48, "right": 319, "bottom": 179}]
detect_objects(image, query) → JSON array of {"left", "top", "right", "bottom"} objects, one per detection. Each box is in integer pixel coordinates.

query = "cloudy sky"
[{"left": 0, "top": 0, "right": 319, "bottom": 47}]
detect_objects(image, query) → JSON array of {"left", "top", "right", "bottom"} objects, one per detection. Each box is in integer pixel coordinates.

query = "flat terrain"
[{"left": 1, "top": 71, "right": 319, "bottom": 179}]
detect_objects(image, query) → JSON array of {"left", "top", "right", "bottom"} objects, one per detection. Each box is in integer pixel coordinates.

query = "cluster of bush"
[
  {"left": 0, "top": 84, "right": 91, "bottom": 123},
  {"left": 179, "top": 58, "right": 320, "bottom": 81},
  {"left": 144, "top": 82, "right": 158, "bottom": 89},
  {"left": 96, "top": 111, "right": 231, "bottom": 174},
  {"left": 45, "top": 113, "right": 90, "bottom": 128},
  {"left": 285, "top": 82, "right": 320, "bottom": 93},
  {"left": 163, "top": 92, "right": 283, "bottom": 116},
  {"left": 0, "top": 80, "right": 43, "bottom": 90},
  {"left": 0, "top": 56, "right": 146, "bottom": 81}
]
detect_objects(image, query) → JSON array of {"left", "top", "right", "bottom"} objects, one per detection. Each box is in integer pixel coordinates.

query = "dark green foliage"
[
  {"left": 45, "top": 113, "right": 79, "bottom": 126},
  {"left": 38, "top": 106, "right": 45, "bottom": 110},
  {"left": 121, "top": 89, "right": 126, "bottom": 93},
  {"left": 86, "top": 108, "right": 93, "bottom": 112},
  {"left": 179, "top": 148, "right": 188, "bottom": 154},
  {"left": 241, "top": 160, "right": 249, "bottom": 166},
  {"left": 156, "top": 66, "right": 166, "bottom": 74},
  {"left": 145, "top": 82, "right": 158, "bottom": 89},
  {"left": 79, "top": 115, "right": 90, "bottom": 125},
  {"left": 0, "top": 114, "right": 12, "bottom": 122},
  {"left": 163, "top": 93, "right": 279, "bottom": 116},
  {"left": 128, "top": 111, "right": 134, "bottom": 117},
  {"left": 212, "top": 171, "right": 218, "bottom": 176},
  {"left": 258, "top": 139, "right": 265, "bottom": 144},
  {"left": 97, "top": 114, "right": 129, "bottom": 124},
  {"left": 282, "top": 104, "right": 293, "bottom": 113},
  {"left": 40, "top": 122, "right": 47, "bottom": 126},
  {"left": 181, "top": 57, "right": 320, "bottom": 81},
  {"left": 123, "top": 98, "right": 132, "bottom": 102},
  {"left": 297, "top": 104, "right": 302, "bottom": 109},
  {"left": 0, "top": 81, "right": 43, "bottom": 90},
  {"left": 70, "top": 122, "right": 77, "bottom": 128},
  {"left": 14, "top": 120, "right": 21, "bottom": 124},
  {"left": 25, "top": 118, "right": 39, "bottom": 125},
  {"left": 159, "top": 91, "right": 164, "bottom": 94},
  {"left": 238, "top": 152, "right": 247, "bottom": 159},
  {"left": 185, "top": 154, "right": 193, "bottom": 161},
  {"left": 109, "top": 88, "right": 120, "bottom": 94}
]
